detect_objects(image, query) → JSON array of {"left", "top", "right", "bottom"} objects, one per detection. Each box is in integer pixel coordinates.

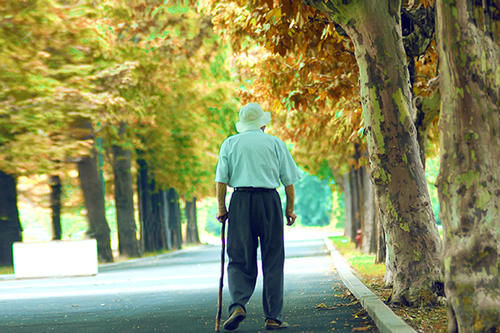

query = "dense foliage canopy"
[
  {"left": 202, "top": 0, "right": 440, "bottom": 177},
  {"left": 0, "top": 0, "right": 240, "bottom": 200}
]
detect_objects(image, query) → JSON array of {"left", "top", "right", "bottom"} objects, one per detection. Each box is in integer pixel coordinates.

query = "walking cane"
[{"left": 215, "top": 218, "right": 227, "bottom": 332}]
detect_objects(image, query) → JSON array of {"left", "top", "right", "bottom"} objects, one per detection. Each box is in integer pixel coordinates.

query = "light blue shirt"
[{"left": 215, "top": 130, "right": 302, "bottom": 188}]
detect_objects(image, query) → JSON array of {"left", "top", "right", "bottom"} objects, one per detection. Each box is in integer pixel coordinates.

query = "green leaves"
[
  {"left": 0, "top": 0, "right": 103, "bottom": 175},
  {"left": 0, "top": 0, "right": 240, "bottom": 200}
]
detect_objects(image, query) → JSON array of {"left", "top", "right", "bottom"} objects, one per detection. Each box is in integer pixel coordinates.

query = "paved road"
[{"left": 0, "top": 239, "right": 377, "bottom": 332}]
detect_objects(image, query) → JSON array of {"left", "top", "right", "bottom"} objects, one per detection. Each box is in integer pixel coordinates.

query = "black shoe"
[
  {"left": 223, "top": 306, "right": 246, "bottom": 331},
  {"left": 265, "top": 318, "right": 289, "bottom": 330}
]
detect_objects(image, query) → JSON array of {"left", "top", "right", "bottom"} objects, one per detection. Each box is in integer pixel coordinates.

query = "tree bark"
[
  {"left": 49, "top": 175, "right": 62, "bottom": 240},
  {"left": 343, "top": 169, "right": 362, "bottom": 242},
  {"left": 402, "top": 3, "right": 440, "bottom": 170},
  {"left": 343, "top": 172, "right": 353, "bottom": 239},
  {"left": 0, "top": 171, "right": 22, "bottom": 267},
  {"left": 160, "top": 190, "right": 172, "bottom": 250},
  {"left": 166, "top": 188, "right": 182, "bottom": 250},
  {"left": 137, "top": 158, "right": 167, "bottom": 253},
  {"left": 350, "top": 168, "right": 362, "bottom": 243},
  {"left": 185, "top": 198, "right": 200, "bottom": 244},
  {"left": 77, "top": 152, "right": 113, "bottom": 263},
  {"left": 375, "top": 198, "right": 386, "bottom": 265},
  {"left": 361, "top": 167, "right": 377, "bottom": 254},
  {"left": 306, "top": 0, "right": 443, "bottom": 305},
  {"left": 152, "top": 190, "right": 168, "bottom": 250},
  {"left": 436, "top": 0, "right": 499, "bottom": 330},
  {"left": 112, "top": 122, "right": 140, "bottom": 258}
]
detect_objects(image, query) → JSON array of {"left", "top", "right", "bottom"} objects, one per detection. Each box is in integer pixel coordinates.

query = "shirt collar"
[{"left": 242, "top": 129, "right": 264, "bottom": 134}]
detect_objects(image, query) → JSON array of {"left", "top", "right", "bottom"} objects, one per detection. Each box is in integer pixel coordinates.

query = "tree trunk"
[
  {"left": 375, "top": 198, "right": 386, "bottom": 265},
  {"left": 344, "top": 168, "right": 362, "bottom": 242},
  {"left": 152, "top": 190, "right": 168, "bottom": 250},
  {"left": 161, "top": 190, "right": 172, "bottom": 250},
  {"left": 77, "top": 152, "right": 113, "bottom": 263},
  {"left": 349, "top": 168, "right": 361, "bottom": 243},
  {"left": 137, "top": 158, "right": 167, "bottom": 253},
  {"left": 0, "top": 171, "right": 22, "bottom": 267},
  {"left": 402, "top": 3, "right": 438, "bottom": 170},
  {"left": 112, "top": 122, "right": 140, "bottom": 258},
  {"left": 354, "top": 167, "right": 364, "bottom": 246},
  {"left": 361, "top": 167, "right": 377, "bottom": 254},
  {"left": 345, "top": 164, "right": 378, "bottom": 253},
  {"left": 49, "top": 175, "right": 62, "bottom": 240},
  {"left": 166, "top": 188, "right": 182, "bottom": 250},
  {"left": 185, "top": 198, "right": 200, "bottom": 244},
  {"left": 436, "top": 0, "right": 499, "bottom": 330},
  {"left": 137, "top": 158, "right": 149, "bottom": 253},
  {"left": 306, "top": 0, "right": 443, "bottom": 305},
  {"left": 343, "top": 172, "right": 353, "bottom": 239}
]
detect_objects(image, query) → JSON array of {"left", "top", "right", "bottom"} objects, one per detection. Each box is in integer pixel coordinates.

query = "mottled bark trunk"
[
  {"left": 306, "top": 0, "right": 443, "bottom": 305},
  {"left": 77, "top": 152, "right": 113, "bottom": 263},
  {"left": 361, "top": 167, "right": 377, "bottom": 254},
  {"left": 137, "top": 158, "right": 167, "bottom": 253},
  {"left": 383, "top": 227, "right": 396, "bottom": 288},
  {"left": 166, "top": 188, "right": 182, "bottom": 250},
  {"left": 0, "top": 171, "right": 22, "bottom": 266},
  {"left": 436, "top": 0, "right": 499, "bottom": 331},
  {"left": 185, "top": 198, "right": 200, "bottom": 244},
  {"left": 49, "top": 175, "right": 62, "bottom": 240},
  {"left": 112, "top": 122, "right": 140, "bottom": 258},
  {"left": 375, "top": 199, "right": 386, "bottom": 265}
]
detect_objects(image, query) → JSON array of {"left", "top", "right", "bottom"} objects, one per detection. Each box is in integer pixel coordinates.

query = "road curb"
[{"left": 323, "top": 237, "right": 417, "bottom": 333}]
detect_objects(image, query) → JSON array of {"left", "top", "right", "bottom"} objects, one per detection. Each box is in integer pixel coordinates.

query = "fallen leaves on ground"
[
  {"left": 315, "top": 302, "right": 337, "bottom": 310},
  {"left": 315, "top": 299, "right": 359, "bottom": 311},
  {"left": 365, "top": 277, "right": 448, "bottom": 332}
]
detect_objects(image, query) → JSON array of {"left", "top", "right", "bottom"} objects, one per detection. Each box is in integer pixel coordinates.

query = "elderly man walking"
[{"left": 215, "top": 103, "right": 302, "bottom": 331}]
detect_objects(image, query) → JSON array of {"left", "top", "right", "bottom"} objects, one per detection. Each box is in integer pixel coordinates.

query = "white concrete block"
[{"left": 13, "top": 239, "right": 98, "bottom": 279}]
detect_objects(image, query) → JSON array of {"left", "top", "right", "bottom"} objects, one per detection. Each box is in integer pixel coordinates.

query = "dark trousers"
[{"left": 226, "top": 189, "right": 284, "bottom": 321}]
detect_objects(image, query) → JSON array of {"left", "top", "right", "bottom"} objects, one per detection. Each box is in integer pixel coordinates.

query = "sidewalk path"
[{"left": 324, "top": 238, "right": 416, "bottom": 333}]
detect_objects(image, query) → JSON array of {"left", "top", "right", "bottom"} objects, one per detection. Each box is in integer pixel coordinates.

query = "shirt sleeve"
[
  {"left": 215, "top": 139, "right": 230, "bottom": 184},
  {"left": 277, "top": 140, "right": 303, "bottom": 186}
]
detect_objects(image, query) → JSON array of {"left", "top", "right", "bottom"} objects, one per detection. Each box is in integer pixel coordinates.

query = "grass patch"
[
  {"left": 329, "top": 235, "right": 385, "bottom": 279},
  {"left": 329, "top": 235, "right": 448, "bottom": 332}
]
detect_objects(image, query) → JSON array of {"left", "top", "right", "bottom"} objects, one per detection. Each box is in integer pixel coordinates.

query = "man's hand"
[
  {"left": 286, "top": 210, "right": 297, "bottom": 226},
  {"left": 217, "top": 208, "right": 228, "bottom": 223}
]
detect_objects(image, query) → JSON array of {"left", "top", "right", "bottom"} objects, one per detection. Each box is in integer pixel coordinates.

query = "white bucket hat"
[{"left": 235, "top": 103, "right": 271, "bottom": 133}]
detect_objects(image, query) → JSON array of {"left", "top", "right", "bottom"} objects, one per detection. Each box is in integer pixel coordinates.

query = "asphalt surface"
[{"left": 0, "top": 239, "right": 378, "bottom": 332}]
